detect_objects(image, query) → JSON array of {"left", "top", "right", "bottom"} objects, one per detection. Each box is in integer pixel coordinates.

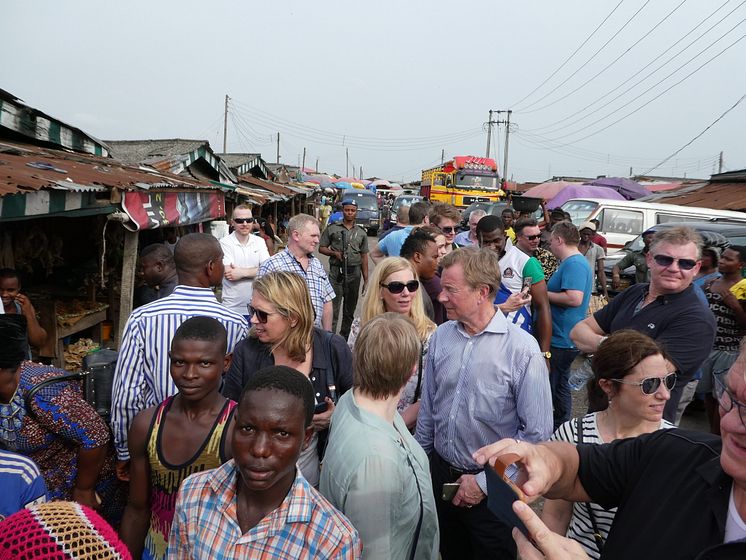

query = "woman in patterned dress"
[{"left": 0, "top": 315, "right": 120, "bottom": 518}]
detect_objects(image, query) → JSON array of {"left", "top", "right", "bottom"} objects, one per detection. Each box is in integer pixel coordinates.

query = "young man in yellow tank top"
[{"left": 119, "top": 317, "right": 236, "bottom": 560}]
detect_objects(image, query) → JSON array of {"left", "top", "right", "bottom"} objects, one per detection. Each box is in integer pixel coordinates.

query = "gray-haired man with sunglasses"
[{"left": 571, "top": 227, "right": 716, "bottom": 424}]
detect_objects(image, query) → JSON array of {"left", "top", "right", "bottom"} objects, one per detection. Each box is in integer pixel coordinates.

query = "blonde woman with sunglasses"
[
  {"left": 541, "top": 330, "right": 676, "bottom": 559},
  {"left": 221, "top": 271, "right": 352, "bottom": 487},
  {"left": 348, "top": 257, "right": 436, "bottom": 430}
]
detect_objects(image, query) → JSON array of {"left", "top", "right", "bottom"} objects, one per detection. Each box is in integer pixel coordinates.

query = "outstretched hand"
[{"left": 512, "top": 500, "right": 589, "bottom": 560}]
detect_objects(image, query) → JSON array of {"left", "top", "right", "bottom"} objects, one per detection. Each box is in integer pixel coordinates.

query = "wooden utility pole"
[
  {"left": 222, "top": 94, "right": 229, "bottom": 153},
  {"left": 441, "top": 149, "right": 445, "bottom": 165},
  {"left": 493, "top": 110, "right": 513, "bottom": 185},
  {"left": 316, "top": 158, "right": 319, "bottom": 172},
  {"left": 346, "top": 148, "right": 349, "bottom": 177},
  {"left": 302, "top": 147, "right": 306, "bottom": 172},
  {"left": 485, "top": 109, "right": 493, "bottom": 158},
  {"left": 719, "top": 151, "right": 724, "bottom": 173},
  {"left": 276, "top": 132, "right": 280, "bottom": 164}
]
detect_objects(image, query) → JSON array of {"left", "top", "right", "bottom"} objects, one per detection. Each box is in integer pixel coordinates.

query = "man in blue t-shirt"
[
  {"left": 0, "top": 450, "right": 47, "bottom": 520},
  {"left": 546, "top": 222, "right": 592, "bottom": 429},
  {"left": 370, "top": 201, "right": 430, "bottom": 262}
]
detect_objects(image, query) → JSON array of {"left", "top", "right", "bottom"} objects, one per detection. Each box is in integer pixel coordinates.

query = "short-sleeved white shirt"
[{"left": 220, "top": 232, "right": 270, "bottom": 314}]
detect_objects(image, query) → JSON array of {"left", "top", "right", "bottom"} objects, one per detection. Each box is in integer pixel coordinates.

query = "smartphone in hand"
[
  {"left": 442, "top": 482, "right": 460, "bottom": 501},
  {"left": 521, "top": 276, "right": 533, "bottom": 295},
  {"left": 485, "top": 458, "right": 529, "bottom": 536}
]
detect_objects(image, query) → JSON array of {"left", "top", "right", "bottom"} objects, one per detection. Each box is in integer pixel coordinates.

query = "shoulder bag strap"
[
  {"left": 404, "top": 449, "right": 424, "bottom": 560},
  {"left": 413, "top": 343, "right": 424, "bottom": 403},
  {"left": 577, "top": 418, "right": 606, "bottom": 553},
  {"left": 322, "top": 330, "right": 337, "bottom": 402},
  {"left": 24, "top": 372, "right": 86, "bottom": 419}
]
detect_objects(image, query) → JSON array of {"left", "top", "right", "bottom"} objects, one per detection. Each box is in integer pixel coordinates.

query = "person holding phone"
[
  {"left": 540, "top": 330, "right": 675, "bottom": 559},
  {"left": 221, "top": 271, "right": 352, "bottom": 487},
  {"left": 321, "top": 313, "right": 439, "bottom": 559}
]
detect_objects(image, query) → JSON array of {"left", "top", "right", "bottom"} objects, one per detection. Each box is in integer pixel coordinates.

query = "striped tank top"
[{"left": 143, "top": 396, "right": 236, "bottom": 560}]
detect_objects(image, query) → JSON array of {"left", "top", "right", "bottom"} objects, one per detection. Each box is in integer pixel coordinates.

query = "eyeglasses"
[
  {"left": 247, "top": 305, "right": 277, "bottom": 323},
  {"left": 714, "top": 374, "right": 746, "bottom": 429},
  {"left": 522, "top": 233, "right": 542, "bottom": 241},
  {"left": 234, "top": 217, "right": 255, "bottom": 224},
  {"left": 652, "top": 254, "right": 698, "bottom": 271},
  {"left": 440, "top": 226, "right": 457, "bottom": 234},
  {"left": 380, "top": 280, "right": 420, "bottom": 294},
  {"left": 610, "top": 372, "right": 677, "bottom": 395}
]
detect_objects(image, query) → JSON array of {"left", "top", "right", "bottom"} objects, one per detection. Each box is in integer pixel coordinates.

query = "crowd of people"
[{"left": 0, "top": 196, "right": 744, "bottom": 560}]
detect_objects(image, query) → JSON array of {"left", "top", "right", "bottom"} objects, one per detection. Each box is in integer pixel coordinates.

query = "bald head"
[{"left": 174, "top": 233, "right": 223, "bottom": 287}]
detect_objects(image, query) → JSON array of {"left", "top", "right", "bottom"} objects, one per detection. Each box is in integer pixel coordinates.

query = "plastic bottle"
[{"left": 568, "top": 355, "right": 594, "bottom": 391}]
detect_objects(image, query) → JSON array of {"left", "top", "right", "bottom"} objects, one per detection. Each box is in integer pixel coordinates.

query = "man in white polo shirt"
[{"left": 220, "top": 205, "right": 270, "bottom": 319}]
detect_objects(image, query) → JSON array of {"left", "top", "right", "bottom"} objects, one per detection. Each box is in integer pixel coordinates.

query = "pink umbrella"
[
  {"left": 523, "top": 181, "right": 582, "bottom": 201},
  {"left": 337, "top": 176, "right": 359, "bottom": 183}
]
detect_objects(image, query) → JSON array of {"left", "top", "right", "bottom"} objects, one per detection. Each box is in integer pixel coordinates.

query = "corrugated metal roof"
[
  {"left": 0, "top": 140, "right": 222, "bottom": 197},
  {"left": 238, "top": 174, "right": 295, "bottom": 197},
  {"left": 651, "top": 182, "right": 746, "bottom": 212},
  {"left": 105, "top": 139, "right": 206, "bottom": 165},
  {"left": 0, "top": 89, "right": 110, "bottom": 157}
]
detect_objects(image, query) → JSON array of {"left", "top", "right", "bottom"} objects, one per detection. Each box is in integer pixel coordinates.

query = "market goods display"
[
  {"left": 56, "top": 300, "right": 109, "bottom": 328},
  {"left": 64, "top": 338, "right": 100, "bottom": 371}
]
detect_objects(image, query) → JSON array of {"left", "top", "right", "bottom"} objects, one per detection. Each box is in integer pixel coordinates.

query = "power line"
[
  {"left": 534, "top": 31, "right": 746, "bottom": 144},
  {"left": 517, "top": 0, "right": 652, "bottom": 112},
  {"left": 511, "top": 0, "right": 626, "bottom": 108},
  {"left": 641, "top": 93, "right": 746, "bottom": 175},
  {"left": 519, "top": 0, "right": 689, "bottom": 115},
  {"left": 525, "top": 0, "right": 745, "bottom": 134}
]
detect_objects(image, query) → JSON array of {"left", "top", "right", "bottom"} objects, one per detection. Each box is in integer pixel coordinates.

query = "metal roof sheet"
[
  {"left": 238, "top": 174, "right": 295, "bottom": 197},
  {"left": 653, "top": 182, "right": 746, "bottom": 212},
  {"left": 0, "top": 141, "right": 221, "bottom": 197}
]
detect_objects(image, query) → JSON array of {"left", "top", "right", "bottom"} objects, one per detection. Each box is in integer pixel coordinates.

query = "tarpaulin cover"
[
  {"left": 122, "top": 191, "right": 225, "bottom": 231},
  {"left": 548, "top": 185, "right": 626, "bottom": 208}
]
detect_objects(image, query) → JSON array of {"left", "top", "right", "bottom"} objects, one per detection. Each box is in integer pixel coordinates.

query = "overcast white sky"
[{"left": 3, "top": 0, "right": 744, "bottom": 183}]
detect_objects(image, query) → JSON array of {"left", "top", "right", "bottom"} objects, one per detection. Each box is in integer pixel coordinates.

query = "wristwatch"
[{"left": 542, "top": 351, "right": 552, "bottom": 359}]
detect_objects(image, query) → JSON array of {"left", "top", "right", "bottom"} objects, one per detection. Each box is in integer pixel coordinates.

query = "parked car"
[
  {"left": 331, "top": 190, "right": 380, "bottom": 234},
  {"left": 389, "top": 194, "right": 424, "bottom": 222},
  {"left": 561, "top": 198, "right": 746, "bottom": 254},
  {"left": 603, "top": 221, "right": 746, "bottom": 296}
]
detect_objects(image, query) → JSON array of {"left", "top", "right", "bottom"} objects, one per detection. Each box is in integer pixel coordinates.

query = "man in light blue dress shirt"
[{"left": 415, "top": 247, "right": 552, "bottom": 560}]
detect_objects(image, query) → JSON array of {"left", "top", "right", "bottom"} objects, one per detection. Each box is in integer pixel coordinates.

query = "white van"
[{"left": 560, "top": 198, "right": 746, "bottom": 253}]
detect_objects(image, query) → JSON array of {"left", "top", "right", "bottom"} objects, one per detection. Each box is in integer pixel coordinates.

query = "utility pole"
[
  {"left": 346, "top": 148, "right": 349, "bottom": 177},
  {"left": 316, "top": 158, "right": 319, "bottom": 172},
  {"left": 222, "top": 94, "right": 229, "bottom": 153},
  {"left": 492, "top": 110, "right": 513, "bottom": 185},
  {"left": 719, "top": 151, "right": 724, "bottom": 173},
  {"left": 485, "top": 109, "right": 494, "bottom": 158},
  {"left": 276, "top": 132, "right": 280, "bottom": 164},
  {"left": 360, "top": 166, "right": 363, "bottom": 179},
  {"left": 502, "top": 110, "right": 511, "bottom": 185},
  {"left": 441, "top": 149, "right": 445, "bottom": 165},
  {"left": 302, "top": 147, "right": 306, "bottom": 173}
]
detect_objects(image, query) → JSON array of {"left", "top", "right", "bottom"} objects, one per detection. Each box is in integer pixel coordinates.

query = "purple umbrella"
[
  {"left": 588, "top": 177, "right": 649, "bottom": 200},
  {"left": 548, "top": 185, "right": 626, "bottom": 208}
]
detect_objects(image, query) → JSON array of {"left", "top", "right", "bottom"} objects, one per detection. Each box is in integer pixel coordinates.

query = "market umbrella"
[
  {"left": 358, "top": 179, "right": 372, "bottom": 186},
  {"left": 546, "top": 185, "right": 626, "bottom": 208},
  {"left": 335, "top": 181, "right": 353, "bottom": 190},
  {"left": 523, "top": 181, "right": 581, "bottom": 203},
  {"left": 371, "top": 179, "right": 391, "bottom": 187},
  {"left": 351, "top": 182, "right": 366, "bottom": 189},
  {"left": 588, "top": 177, "right": 649, "bottom": 200},
  {"left": 337, "top": 176, "right": 359, "bottom": 183},
  {"left": 310, "top": 174, "right": 335, "bottom": 184},
  {"left": 366, "top": 183, "right": 377, "bottom": 192}
]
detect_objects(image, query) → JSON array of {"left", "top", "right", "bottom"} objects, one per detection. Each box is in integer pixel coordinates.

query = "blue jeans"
[{"left": 550, "top": 346, "right": 579, "bottom": 430}]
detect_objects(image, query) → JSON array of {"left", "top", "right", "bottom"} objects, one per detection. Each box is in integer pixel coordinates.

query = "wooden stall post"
[{"left": 117, "top": 229, "right": 139, "bottom": 345}]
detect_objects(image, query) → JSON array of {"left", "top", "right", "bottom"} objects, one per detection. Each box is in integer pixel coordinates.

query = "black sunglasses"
[
  {"left": 234, "top": 217, "right": 255, "bottom": 224},
  {"left": 247, "top": 305, "right": 276, "bottom": 323},
  {"left": 652, "top": 254, "right": 697, "bottom": 271},
  {"left": 522, "top": 233, "right": 542, "bottom": 241},
  {"left": 380, "top": 280, "right": 420, "bottom": 294},
  {"left": 440, "top": 226, "right": 457, "bottom": 234},
  {"left": 610, "top": 372, "right": 677, "bottom": 395}
]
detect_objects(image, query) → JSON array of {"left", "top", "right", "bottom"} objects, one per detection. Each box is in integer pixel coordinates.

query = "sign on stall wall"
[{"left": 121, "top": 191, "right": 225, "bottom": 231}]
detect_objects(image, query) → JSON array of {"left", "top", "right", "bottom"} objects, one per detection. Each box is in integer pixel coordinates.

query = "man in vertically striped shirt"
[
  {"left": 415, "top": 247, "right": 552, "bottom": 560},
  {"left": 111, "top": 233, "right": 248, "bottom": 478}
]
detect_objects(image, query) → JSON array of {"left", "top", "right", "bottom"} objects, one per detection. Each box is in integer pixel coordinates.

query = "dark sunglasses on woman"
[
  {"left": 610, "top": 372, "right": 677, "bottom": 395},
  {"left": 247, "top": 305, "right": 274, "bottom": 323},
  {"left": 652, "top": 254, "right": 697, "bottom": 271},
  {"left": 380, "top": 280, "right": 420, "bottom": 294}
]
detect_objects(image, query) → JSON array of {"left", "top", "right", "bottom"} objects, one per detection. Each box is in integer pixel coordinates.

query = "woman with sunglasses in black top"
[
  {"left": 347, "top": 257, "right": 436, "bottom": 431},
  {"left": 541, "top": 330, "right": 676, "bottom": 559},
  {"left": 221, "top": 271, "right": 352, "bottom": 487}
]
